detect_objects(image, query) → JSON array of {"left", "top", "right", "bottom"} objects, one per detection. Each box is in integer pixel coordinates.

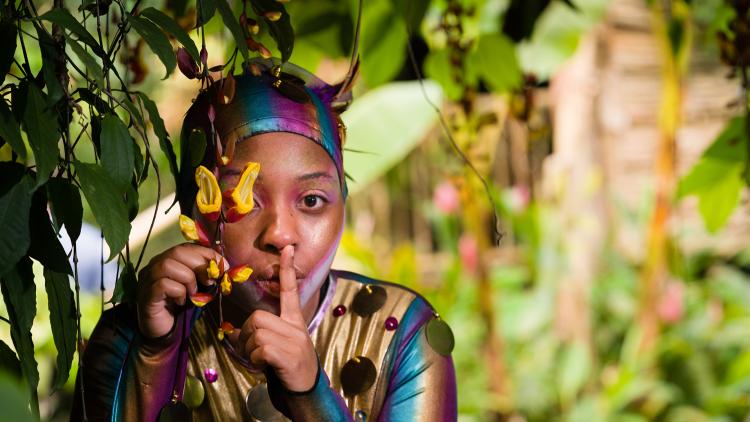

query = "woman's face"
[{"left": 211, "top": 132, "right": 345, "bottom": 321}]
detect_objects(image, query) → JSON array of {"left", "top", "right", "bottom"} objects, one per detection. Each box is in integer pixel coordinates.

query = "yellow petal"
[
  {"left": 231, "top": 162, "right": 260, "bottom": 214},
  {"left": 179, "top": 215, "right": 199, "bottom": 241},
  {"left": 229, "top": 265, "right": 253, "bottom": 283},
  {"left": 220, "top": 273, "right": 232, "bottom": 295},
  {"left": 195, "top": 166, "right": 222, "bottom": 217},
  {"left": 207, "top": 259, "right": 221, "bottom": 279}
]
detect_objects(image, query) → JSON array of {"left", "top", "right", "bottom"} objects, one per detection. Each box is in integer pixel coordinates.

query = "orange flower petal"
[
  {"left": 220, "top": 321, "right": 235, "bottom": 334},
  {"left": 228, "top": 265, "right": 253, "bottom": 283},
  {"left": 190, "top": 292, "right": 214, "bottom": 307}
]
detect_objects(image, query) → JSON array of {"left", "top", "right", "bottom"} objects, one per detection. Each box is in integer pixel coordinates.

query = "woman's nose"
[{"left": 258, "top": 206, "right": 298, "bottom": 253}]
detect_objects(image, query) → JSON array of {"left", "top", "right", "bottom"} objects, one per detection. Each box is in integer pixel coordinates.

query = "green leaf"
[
  {"left": 36, "top": 27, "right": 64, "bottom": 103},
  {"left": 0, "top": 22, "right": 17, "bottom": 84},
  {"left": 0, "top": 174, "right": 32, "bottom": 277},
  {"left": 0, "top": 340, "right": 21, "bottom": 380},
  {"left": 197, "top": 0, "right": 216, "bottom": 26},
  {"left": 698, "top": 163, "right": 743, "bottom": 233},
  {"left": 557, "top": 342, "right": 591, "bottom": 406},
  {"left": 0, "top": 256, "right": 39, "bottom": 415},
  {"left": 0, "top": 101, "right": 26, "bottom": 159},
  {"left": 22, "top": 84, "right": 60, "bottom": 188},
  {"left": 40, "top": 8, "right": 105, "bottom": 57},
  {"left": 74, "top": 161, "right": 131, "bottom": 261},
  {"left": 678, "top": 117, "right": 747, "bottom": 233},
  {"left": 342, "top": 81, "right": 442, "bottom": 193},
  {"left": 110, "top": 261, "right": 136, "bottom": 304},
  {"left": 215, "top": 0, "right": 250, "bottom": 62},
  {"left": 188, "top": 128, "right": 207, "bottom": 167},
  {"left": 0, "top": 373, "right": 33, "bottom": 421},
  {"left": 424, "top": 49, "right": 463, "bottom": 101},
  {"left": 46, "top": 177, "right": 83, "bottom": 242},
  {"left": 65, "top": 35, "right": 105, "bottom": 88},
  {"left": 76, "top": 88, "right": 113, "bottom": 115},
  {"left": 44, "top": 269, "right": 76, "bottom": 391},
  {"left": 140, "top": 7, "right": 200, "bottom": 62},
  {"left": 137, "top": 93, "right": 179, "bottom": 188},
  {"left": 128, "top": 15, "right": 177, "bottom": 79},
  {"left": 27, "top": 187, "right": 72, "bottom": 275},
  {"left": 390, "top": 0, "right": 430, "bottom": 32},
  {"left": 125, "top": 183, "right": 139, "bottom": 222},
  {"left": 100, "top": 114, "right": 136, "bottom": 190},
  {"left": 359, "top": 0, "right": 407, "bottom": 88},
  {"left": 474, "top": 33, "right": 522, "bottom": 93},
  {"left": 251, "top": 0, "right": 294, "bottom": 62}
]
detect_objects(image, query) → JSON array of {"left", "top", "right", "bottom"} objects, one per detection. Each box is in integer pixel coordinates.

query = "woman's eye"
[{"left": 301, "top": 194, "right": 325, "bottom": 209}]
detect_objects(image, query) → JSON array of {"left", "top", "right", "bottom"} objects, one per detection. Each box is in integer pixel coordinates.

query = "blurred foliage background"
[{"left": 3, "top": 0, "right": 750, "bottom": 420}]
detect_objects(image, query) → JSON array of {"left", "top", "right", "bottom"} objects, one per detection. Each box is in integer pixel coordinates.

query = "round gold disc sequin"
[
  {"left": 340, "top": 356, "right": 376, "bottom": 396},
  {"left": 351, "top": 285, "right": 387, "bottom": 317},
  {"left": 425, "top": 318, "right": 455, "bottom": 356},
  {"left": 183, "top": 374, "right": 205, "bottom": 409},
  {"left": 245, "top": 383, "right": 285, "bottom": 421},
  {"left": 158, "top": 401, "right": 191, "bottom": 422}
]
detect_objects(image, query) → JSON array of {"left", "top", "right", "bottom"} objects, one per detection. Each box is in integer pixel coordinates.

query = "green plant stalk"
[{"left": 639, "top": 0, "right": 691, "bottom": 352}]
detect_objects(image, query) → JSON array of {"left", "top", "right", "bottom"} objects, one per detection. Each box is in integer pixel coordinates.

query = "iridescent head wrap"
[{"left": 177, "top": 58, "right": 354, "bottom": 214}]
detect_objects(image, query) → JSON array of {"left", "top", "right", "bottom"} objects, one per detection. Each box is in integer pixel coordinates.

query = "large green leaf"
[
  {"left": 65, "top": 34, "right": 105, "bottom": 88},
  {"left": 128, "top": 15, "right": 177, "bottom": 79},
  {"left": 0, "top": 22, "right": 16, "bottom": 84},
  {"left": 74, "top": 161, "right": 131, "bottom": 261},
  {"left": 40, "top": 8, "right": 105, "bottom": 57},
  {"left": 140, "top": 7, "right": 200, "bottom": 62},
  {"left": 359, "top": 0, "right": 407, "bottom": 88},
  {"left": 137, "top": 93, "right": 179, "bottom": 188},
  {"left": 36, "top": 27, "right": 64, "bottom": 103},
  {"left": 197, "top": 0, "right": 216, "bottom": 26},
  {"left": 390, "top": 0, "right": 430, "bottom": 32},
  {"left": 0, "top": 340, "right": 21, "bottom": 380},
  {"left": 215, "top": 0, "right": 250, "bottom": 62},
  {"left": 342, "top": 81, "right": 442, "bottom": 194},
  {"left": 557, "top": 342, "right": 592, "bottom": 406},
  {"left": 0, "top": 101, "right": 25, "bottom": 159},
  {"left": 100, "top": 114, "right": 136, "bottom": 190},
  {"left": 251, "top": 0, "right": 294, "bottom": 62},
  {"left": 27, "top": 188, "right": 72, "bottom": 275},
  {"left": 46, "top": 177, "right": 83, "bottom": 242},
  {"left": 678, "top": 117, "right": 747, "bottom": 233},
  {"left": 0, "top": 257, "right": 39, "bottom": 415},
  {"left": 0, "top": 174, "right": 32, "bottom": 277},
  {"left": 473, "top": 32, "right": 523, "bottom": 93},
  {"left": 23, "top": 84, "right": 60, "bottom": 188},
  {"left": 0, "top": 372, "right": 34, "bottom": 421},
  {"left": 44, "top": 269, "right": 76, "bottom": 391}
]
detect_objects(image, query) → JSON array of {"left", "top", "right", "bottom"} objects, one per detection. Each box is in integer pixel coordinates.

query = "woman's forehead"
[{"left": 223, "top": 133, "right": 339, "bottom": 182}]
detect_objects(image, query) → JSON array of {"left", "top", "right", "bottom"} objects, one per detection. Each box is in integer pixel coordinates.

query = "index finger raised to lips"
[{"left": 279, "top": 245, "right": 304, "bottom": 324}]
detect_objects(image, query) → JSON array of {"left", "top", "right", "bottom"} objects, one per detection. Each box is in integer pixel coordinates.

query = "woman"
[{"left": 72, "top": 59, "right": 457, "bottom": 421}]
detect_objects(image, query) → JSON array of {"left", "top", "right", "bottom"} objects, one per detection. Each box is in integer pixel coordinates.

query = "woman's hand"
[
  {"left": 136, "top": 243, "right": 225, "bottom": 340},
  {"left": 237, "top": 245, "right": 319, "bottom": 392}
]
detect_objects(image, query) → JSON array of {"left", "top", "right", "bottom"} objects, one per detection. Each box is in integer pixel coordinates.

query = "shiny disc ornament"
[
  {"left": 425, "top": 318, "right": 455, "bottom": 356},
  {"left": 340, "top": 356, "right": 376, "bottom": 396},
  {"left": 245, "top": 383, "right": 285, "bottom": 421},
  {"left": 351, "top": 285, "right": 386, "bottom": 317},
  {"left": 158, "top": 401, "right": 192, "bottom": 422}
]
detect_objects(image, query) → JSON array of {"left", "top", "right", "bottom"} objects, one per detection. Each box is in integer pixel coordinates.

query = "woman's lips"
[{"left": 255, "top": 279, "right": 281, "bottom": 296}]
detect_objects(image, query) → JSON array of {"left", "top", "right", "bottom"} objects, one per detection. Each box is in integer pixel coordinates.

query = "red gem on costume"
[
  {"left": 333, "top": 305, "right": 346, "bottom": 317},
  {"left": 384, "top": 316, "right": 398, "bottom": 331},
  {"left": 203, "top": 368, "right": 218, "bottom": 383}
]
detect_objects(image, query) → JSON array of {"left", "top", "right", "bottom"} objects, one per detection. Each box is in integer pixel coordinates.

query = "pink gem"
[
  {"left": 384, "top": 316, "right": 398, "bottom": 331},
  {"left": 203, "top": 368, "right": 218, "bottom": 383},
  {"left": 333, "top": 305, "right": 347, "bottom": 317}
]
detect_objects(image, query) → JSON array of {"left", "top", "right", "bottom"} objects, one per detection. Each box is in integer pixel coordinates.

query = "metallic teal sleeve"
[{"left": 378, "top": 298, "right": 458, "bottom": 421}]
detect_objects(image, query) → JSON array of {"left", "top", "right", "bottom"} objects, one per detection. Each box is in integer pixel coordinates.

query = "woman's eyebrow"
[{"left": 296, "top": 171, "right": 335, "bottom": 182}]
